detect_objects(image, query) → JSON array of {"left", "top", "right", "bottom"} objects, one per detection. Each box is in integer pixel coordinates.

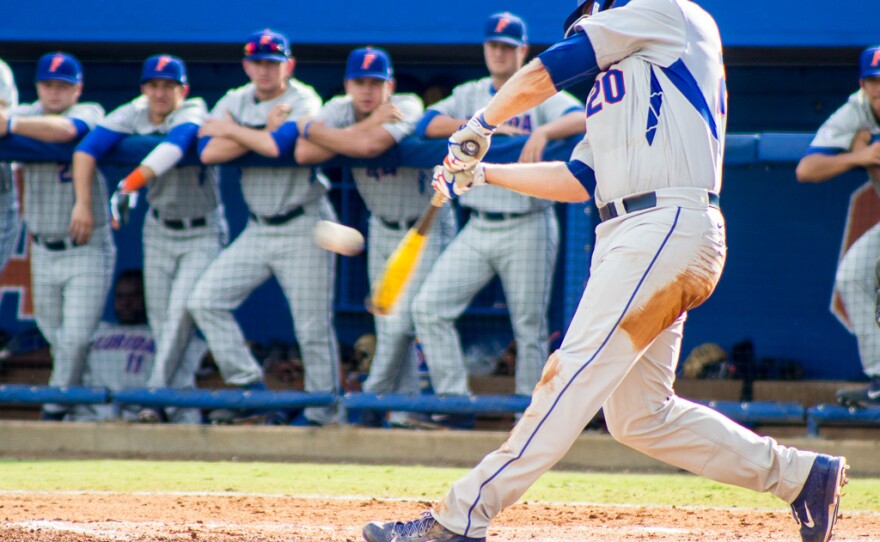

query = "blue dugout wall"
[{"left": 0, "top": 0, "right": 877, "bottom": 381}]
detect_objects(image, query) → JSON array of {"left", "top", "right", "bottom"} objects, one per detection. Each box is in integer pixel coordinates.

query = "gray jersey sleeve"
[
  {"left": 169, "top": 98, "right": 207, "bottom": 128},
  {"left": 808, "top": 91, "right": 878, "bottom": 151},
  {"left": 317, "top": 96, "right": 353, "bottom": 128},
  {"left": 67, "top": 102, "right": 105, "bottom": 129},
  {"left": 427, "top": 80, "right": 484, "bottom": 119},
  {"left": 0, "top": 59, "right": 18, "bottom": 109},
  {"left": 100, "top": 101, "right": 141, "bottom": 135}
]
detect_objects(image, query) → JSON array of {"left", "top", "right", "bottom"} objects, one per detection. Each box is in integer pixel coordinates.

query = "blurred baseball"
[{"left": 312, "top": 220, "right": 364, "bottom": 256}]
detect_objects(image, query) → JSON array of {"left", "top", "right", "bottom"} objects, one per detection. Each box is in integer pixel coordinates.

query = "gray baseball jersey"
[
  {"left": 72, "top": 322, "right": 205, "bottom": 423},
  {"left": 413, "top": 79, "right": 581, "bottom": 396},
  {"left": 100, "top": 97, "right": 219, "bottom": 219},
  {"left": 100, "top": 96, "right": 226, "bottom": 391},
  {"left": 428, "top": 77, "right": 582, "bottom": 213},
  {"left": 209, "top": 80, "right": 329, "bottom": 214},
  {"left": 0, "top": 58, "right": 20, "bottom": 273},
  {"left": 14, "top": 98, "right": 114, "bottom": 418},
  {"left": 433, "top": 2, "right": 817, "bottom": 537},
  {"left": 805, "top": 90, "right": 880, "bottom": 378},
  {"left": 189, "top": 79, "right": 340, "bottom": 425},
  {"left": 317, "top": 92, "right": 456, "bottom": 396},
  {"left": 14, "top": 101, "right": 106, "bottom": 235}
]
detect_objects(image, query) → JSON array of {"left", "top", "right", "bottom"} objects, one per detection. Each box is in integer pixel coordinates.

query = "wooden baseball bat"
[{"left": 367, "top": 191, "right": 447, "bottom": 316}]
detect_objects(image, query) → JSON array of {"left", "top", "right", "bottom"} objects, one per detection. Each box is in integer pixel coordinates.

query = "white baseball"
[{"left": 312, "top": 220, "right": 364, "bottom": 256}]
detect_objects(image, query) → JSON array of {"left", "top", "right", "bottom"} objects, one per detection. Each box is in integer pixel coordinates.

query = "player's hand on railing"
[
  {"left": 446, "top": 108, "right": 495, "bottom": 171},
  {"left": 109, "top": 181, "right": 138, "bottom": 229},
  {"left": 431, "top": 163, "right": 486, "bottom": 200}
]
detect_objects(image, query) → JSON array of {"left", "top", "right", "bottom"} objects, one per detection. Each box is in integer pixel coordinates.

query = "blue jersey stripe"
[
  {"left": 660, "top": 59, "right": 717, "bottom": 140},
  {"left": 463, "top": 208, "right": 683, "bottom": 537}
]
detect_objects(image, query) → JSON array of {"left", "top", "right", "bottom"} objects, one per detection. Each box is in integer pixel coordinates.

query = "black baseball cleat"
[
  {"left": 836, "top": 377, "right": 880, "bottom": 408},
  {"left": 790, "top": 454, "right": 848, "bottom": 542},
  {"left": 363, "top": 511, "right": 485, "bottom": 542}
]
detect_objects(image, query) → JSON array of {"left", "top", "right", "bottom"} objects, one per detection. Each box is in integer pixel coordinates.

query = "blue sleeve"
[
  {"left": 75, "top": 126, "right": 126, "bottom": 159},
  {"left": 164, "top": 122, "right": 199, "bottom": 152},
  {"left": 71, "top": 119, "right": 89, "bottom": 139},
  {"left": 538, "top": 32, "right": 600, "bottom": 92},
  {"left": 197, "top": 136, "right": 212, "bottom": 156},
  {"left": 270, "top": 121, "right": 300, "bottom": 157},
  {"left": 566, "top": 159, "right": 596, "bottom": 195},
  {"left": 414, "top": 110, "right": 442, "bottom": 138}
]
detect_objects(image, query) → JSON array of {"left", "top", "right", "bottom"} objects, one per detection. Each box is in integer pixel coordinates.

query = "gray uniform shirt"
[
  {"left": 210, "top": 79, "right": 328, "bottom": 216},
  {"left": 14, "top": 101, "right": 106, "bottom": 236},
  {"left": 101, "top": 96, "right": 218, "bottom": 220},
  {"left": 428, "top": 77, "right": 583, "bottom": 213},
  {"left": 318, "top": 93, "right": 430, "bottom": 221},
  {"left": 808, "top": 90, "right": 880, "bottom": 151}
]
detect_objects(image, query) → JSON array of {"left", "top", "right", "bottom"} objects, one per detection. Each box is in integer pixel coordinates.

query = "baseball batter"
[
  {"left": 75, "top": 55, "right": 225, "bottom": 422},
  {"left": 71, "top": 270, "right": 204, "bottom": 423},
  {"left": 294, "top": 47, "right": 456, "bottom": 424},
  {"left": 191, "top": 29, "right": 340, "bottom": 425},
  {"left": 0, "top": 57, "right": 21, "bottom": 273},
  {"left": 364, "top": 2, "right": 847, "bottom": 542},
  {"left": 4, "top": 52, "right": 112, "bottom": 421},
  {"left": 796, "top": 45, "right": 880, "bottom": 408},
  {"left": 412, "top": 12, "right": 584, "bottom": 399}
]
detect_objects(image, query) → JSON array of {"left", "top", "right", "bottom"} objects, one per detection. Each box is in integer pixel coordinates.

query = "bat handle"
[{"left": 430, "top": 191, "right": 447, "bottom": 207}]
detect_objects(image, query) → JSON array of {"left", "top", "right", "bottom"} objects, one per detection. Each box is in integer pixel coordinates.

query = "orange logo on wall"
[{"left": 0, "top": 174, "right": 33, "bottom": 321}]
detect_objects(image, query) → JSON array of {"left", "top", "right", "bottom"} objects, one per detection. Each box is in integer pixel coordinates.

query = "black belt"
[
  {"left": 249, "top": 205, "right": 304, "bottom": 226},
  {"left": 152, "top": 209, "right": 207, "bottom": 230},
  {"left": 470, "top": 210, "right": 534, "bottom": 221},
  {"left": 379, "top": 216, "right": 418, "bottom": 230},
  {"left": 32, "top": 235, "right": 77, "bottom": 251},
  {"left": 597, "top": 191, "right": 720, "bottom": 222}
]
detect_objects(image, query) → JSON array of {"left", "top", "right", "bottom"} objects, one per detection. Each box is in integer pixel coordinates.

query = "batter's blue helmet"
[{"left": 563, "top": 0, "right": 632, "bottom": 36}]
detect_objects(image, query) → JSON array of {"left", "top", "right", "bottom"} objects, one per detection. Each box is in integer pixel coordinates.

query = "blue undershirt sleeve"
[
  {"left": 270, "top": 121, "right": 300, "bottom": 157},
  {"left": 538, "top": 31, "right": 601, "bottom": 92},
  {"left": 566, "top": 159, "right": 596, "bottom": 195},
  {"left": 164, "top": 122, "right": 199, "bottom": 152},
  {"left": 74, "top": 126, "right": 126, "bottom": 159}
]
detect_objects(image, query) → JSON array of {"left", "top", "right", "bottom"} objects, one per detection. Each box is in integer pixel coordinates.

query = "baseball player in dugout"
[
  {"left": 364, "top": 2, "right": 847, "bottom": 542},
  {"left": 70, "top": 269, "right": 205, "bottom": 423},
  {"left": 411, "top": 12, "right": 585, "bottom": 409},
  {"left": 294, "top": 46, "right": 456, "bottom": 428},
  {"left": 192, "top": 29, "right": 341, "bottom": 426},
  {"left": 74, "top": 54, "right": 226, "bottom": 424},
  {"left": 1, "top": 52, "right": 112, "bottom": 422},
  {"left": 795, "top": 45, "right": 880, "bottom": 408},
  {"left": 0, "top": 57, "right": 21, "bottom": 273}
]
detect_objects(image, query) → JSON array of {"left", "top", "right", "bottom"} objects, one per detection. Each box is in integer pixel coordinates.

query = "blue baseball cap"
[
  {"left": 345, "top": 47, "right": 393, "bottom": 81},
  {"left": 243, "top": 29, "right": 291, "bottom": 62},
  {"left": 484, "top": 12, "right": 527, "bottom": 47},
  {"left": 35, "top": 52, "right": 82, "bottom": 84},
  {"left": 860, "top": 45, "right": 880, "bottom": 79},
  {"left": 140, "top": 54, "right": 188, "bottom": 85}
]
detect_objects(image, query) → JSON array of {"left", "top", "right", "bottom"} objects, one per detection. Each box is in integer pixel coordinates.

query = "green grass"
[{"left": 0, "top": 460, "right": 877, "bottom": 511}]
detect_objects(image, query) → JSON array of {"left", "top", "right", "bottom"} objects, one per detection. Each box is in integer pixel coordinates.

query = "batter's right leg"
[{"left": 187, "top": 226, "right": 265, "bottom": 386}]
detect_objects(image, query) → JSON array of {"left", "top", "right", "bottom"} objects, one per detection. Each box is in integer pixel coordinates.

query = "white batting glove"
[
  {"left": 109, "top": 181, "right": 138, "bottom": 227},
  {"left": 446, "top": 108, "right": 495, "bottom": 171},
  {"left": 432, "top": 163, "right": 486, "bottom": 200}
]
